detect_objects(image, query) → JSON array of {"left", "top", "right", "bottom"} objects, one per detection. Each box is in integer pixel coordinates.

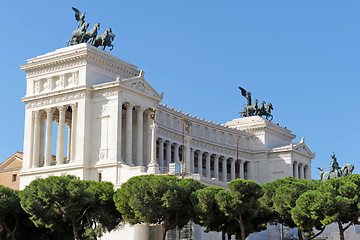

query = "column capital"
[
  {"left": 213, "top": 154, "right": 219, "bottom": 159},
  {"left": 57, "top": 105, "right": 66, "bottom": 112},
  {"left": 135, "top": 105, "right": 145, "bottom": 112},
  {"left": 124, "top": 102, "right": 134, "bottom": 109},
  {"left": 204, "top": 152, "right": 211, "bottom": 157},
  {"left": 150, "top": 122, "right": 158, "bottom": 130},
  {"left": 158, "top": 138, "right": 165, "bottom": 144},
  {"left": 197, "top": 149, "right": 203, "bottom": 154},
  {"left": 70, "top": 103, "right": 77, "bottom": 110},
  {"left": 166, "top": 140, "right": 173, "bottom": 146},
  {"left": 33, "top": 110, "right": 41, "bottom": 118},
  {"left": 185, "top": 135, "right": 192, "bottom": 142},
  {"left": 45, "top": 108, "right": 55, "bottom": 115}
]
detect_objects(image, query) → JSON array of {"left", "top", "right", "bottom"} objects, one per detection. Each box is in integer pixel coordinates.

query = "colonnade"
[
  {"left": 122, "top": 102, "right": 152, "bottom": 167},
  {"left": 293, "top": 161, "right": 309, "bottom": 179},
  {"left": 155, "top": 138, "right": 251, "bottom": 182},
  {"left": 30, "top": 104, "right": 77, "bottom": 168}
]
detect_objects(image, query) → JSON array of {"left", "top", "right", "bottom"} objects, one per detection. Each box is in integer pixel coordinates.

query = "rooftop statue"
[
  {"left": 318, "top": 153, "right": 354, "bottom": 181},
  {"left": 66, "top": 7, "right": 115, "bottom": 51},
  {"left": 238, "top": 86, "right": 273, "bottom": 120}
]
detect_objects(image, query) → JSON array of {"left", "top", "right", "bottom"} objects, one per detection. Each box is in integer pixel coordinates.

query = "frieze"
[
  {"left": 92, "top": 89, "right": 119, "bottom": 98},
  {"left": 26, "top": 60, "right": 86, "bottom": 78},
  {"left": 25, "top": 92, "right": 86, "bottom": 109}
]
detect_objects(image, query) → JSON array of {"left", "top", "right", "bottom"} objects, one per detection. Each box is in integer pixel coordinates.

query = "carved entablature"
[
  {"left": 24, "top": 91, "right": 87, "bottom": 109},
  {"left": 33, "top": 71, "right": 79, "bottom": 95}
]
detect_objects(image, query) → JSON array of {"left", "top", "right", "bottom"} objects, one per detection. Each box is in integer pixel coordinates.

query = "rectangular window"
[
  {"left": 98, "top": 173, "right": 102, "bottom": 182},
  {"left": 12, "top": 174, "right": 17, "bottom": 182}
]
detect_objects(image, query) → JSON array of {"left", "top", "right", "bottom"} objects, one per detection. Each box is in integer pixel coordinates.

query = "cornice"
[
  {"left": 22, "top": 87, "right": 89, "bottom": 109},
  {"left": 21, "top": 44, "right": 140, "bottom": 78},
  {"left": 157, "top": 104, "right": 252, "bottom": 138}
]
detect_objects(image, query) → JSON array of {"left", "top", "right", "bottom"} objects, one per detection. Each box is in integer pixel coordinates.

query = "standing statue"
[{"left": 318, "top": 153, "right": 354, "bottom": 181}]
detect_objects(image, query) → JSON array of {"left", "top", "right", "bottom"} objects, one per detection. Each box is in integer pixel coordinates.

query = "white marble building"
[{"left": 19, "top": 44, "right": 314, "bottom": 239}]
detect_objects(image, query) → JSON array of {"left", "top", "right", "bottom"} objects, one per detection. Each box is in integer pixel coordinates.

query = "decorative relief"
[
  {"left": 92, "top": 89, "right": 119, "bottom": 98},
  {"left": 25, "top": 92, "right": 86, "bottom": 109},
  {"left": 26, "top": 60, "right": 86, "bottom": 77},
  {"left": 294, "top": 144, "right": 313, "bottom": 157}
]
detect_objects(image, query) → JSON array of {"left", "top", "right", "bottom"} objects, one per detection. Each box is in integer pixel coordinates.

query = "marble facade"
[{"left": 19, "top": 43, "right": 315, "bottom": 239}]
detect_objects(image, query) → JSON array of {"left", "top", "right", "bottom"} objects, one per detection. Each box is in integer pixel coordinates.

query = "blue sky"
[{"left": 0, "top": 1, "right": 359, "bottom": 179}]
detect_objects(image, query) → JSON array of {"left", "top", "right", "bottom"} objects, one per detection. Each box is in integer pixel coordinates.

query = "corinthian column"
[
  {"left": 197, "top": 150, "right": 203, "bottom": 175},
  {"left": 205, "top": 152, "right": 211, "bottom": 178},
  {"left": 70, "top": 103, "right": 77, "bottom": 163},
  {"left": 125, "top": 102, "right": 134, "bottom": 166},
  {"left": 44, "top": 108, "right": 54, "bottom": 166},
  {"left": 158, "top": 138, "right": 164, "bottom": 169},
  {"left": 231, "top": 159, "right": 236, "bottom": 181},
  {"left": 56, "top": 106, "right": 66, "bottom": 165},
  {"left": 214, "top": 155, "right": 219, "bottom": 180},
  {"left": 222, "top": 158, "right": 227, "bottom": 182},
  {"left": 32, "top": 110, "right": 41, "bottom": 168},
  {"left": 136, "top": 106, "right": 144, "bottom": 166},
  {"left": 148, "top": 122, "right": 160, "bottom": 174},
  {"left": 239, "top": 161, "right": 244, "bottom": 179},
  {"left": 173, "top": 143, "right": 179, "bottom": 163},
  {"left": 166, "top": 140, "right": 172, "bottom": 165},
  {"left": 185, "top": 136, "right": 192, "bottom": 174}
]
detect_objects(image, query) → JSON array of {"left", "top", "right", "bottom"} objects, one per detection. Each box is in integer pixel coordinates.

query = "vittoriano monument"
[
  {"left": 66, "top": 7, "right": 115, "bottom": 51},
  {"left": 238, "top": 86, "right": 273, "bottom": 120},
  {"left": 318, "top": 153, "right": 354, "bottom": 181}
]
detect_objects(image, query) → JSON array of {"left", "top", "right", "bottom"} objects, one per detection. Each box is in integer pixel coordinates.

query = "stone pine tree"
[
  {"left": 191, "top": 186, "right": 239, "bottom": 239},
  {"left": 261, "top": 177, "right": 322, "bottom": 240},
  {"left": 114, "top": 175, "right": 204, "bottom": 240},
  {"left": 215, "top": 179, "right": 271, "bottom": 240},
  {"left": 20, "top": 176, "right": 122, "bottom": 240},
  {"left": 0, "top": 185, "right": 56, "bottom": 240},
  {"left": 292, "top": 176, "right": 360, "bottom": 240}
]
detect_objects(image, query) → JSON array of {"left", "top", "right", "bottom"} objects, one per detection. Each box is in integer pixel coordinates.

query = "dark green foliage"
[
  {"left": 113, "top": 175, "right": 204, "bottom": 240},
  {"left": 215, "top": 179, "right": 270, "bottom": 240},
  {"left": 20, "top": 176, "right": 122, "bottom": 240},
  {"left": 261, "top": 177, "right": 320, "bottom": 239},
  {"left": 292, "top": 176, "right": 360, "bottom": 240},
  {"left": 191, "top": 186, "right": 239, "bottom": 238}
]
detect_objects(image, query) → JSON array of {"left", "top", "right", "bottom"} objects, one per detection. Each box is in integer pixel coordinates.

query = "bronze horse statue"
[
  {"left": 92, "top": 28, "right": 116, "bottom": 51},
  {"left": 82, "top": 23, "right": 100, "bottom": 43},
  {"left": 318, "top": 164, "right": 354, "bottom": 181},
  {"left": 67, "top": 22, "right": 89, "bottom": 46},
  {"left": 240, "top": 99, "right": 258, "bottom": 117}
]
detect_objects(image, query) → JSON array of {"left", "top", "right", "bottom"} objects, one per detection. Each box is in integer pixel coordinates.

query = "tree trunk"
[
  {"left": 72, "top": 219, "right": 80, "bottom": 240},
  {"left": 337, "top": 220, "right": 345, "bottom": 240},
  {"left": 163, "top": 212, "right": 169, "bottom": 240},
  {"left": 298, "top": 228, "right": 303, "bottom": 240},
  {"left": 238, "top": 214, "right": 246, "bottom": 240}
]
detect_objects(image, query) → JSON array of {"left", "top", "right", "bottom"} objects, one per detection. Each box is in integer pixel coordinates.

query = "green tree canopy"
[
  {"left": 20, "top": 176, "right": 122, "bottom": 240},
  {"left": 114, "top": 175, "right": 204, "bottom": 240},
  {"left": 215, "top": 179, "right": 271, "bottom": 240},
  {"left": 261, "top": 177, "right": 320, "bottom": 239},
  {"left": 191, "top": 186, "right": 239, "bottom": 239},
  {"left": 292, "top": 176, "right": 360, "bottom": 240}
]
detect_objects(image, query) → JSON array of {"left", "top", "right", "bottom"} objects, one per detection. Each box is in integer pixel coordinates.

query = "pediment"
[
  {"left": 293, "top": 142, "right": 315, "bottom": 158},
  {"left": 119, "top": 71, "right": 163, "bottom": 101},
  {"left": 0, "top": 152, "right": 23, "bottom": 171}
]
